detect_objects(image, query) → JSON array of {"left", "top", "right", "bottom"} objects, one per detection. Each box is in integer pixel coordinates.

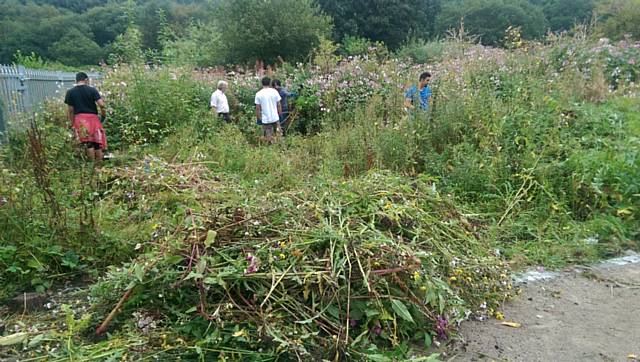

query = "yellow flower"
[
  {"left": 233, "top": 329, "right": 249, "bottom": 338},
  {"left": 495, "top": 312, "right": 505, "bottom": 320},
  {"left": 413, "top": 271, "right": 421, "bottom": 281},
  {"left": 420, "top": 286, "right": 427, "bottom": 291},
  {"left": 279, "top": 253, "right": 286, "bottom": 260},
  {"left": 449, "top": 276, "right": 457, "bottom": 282}
]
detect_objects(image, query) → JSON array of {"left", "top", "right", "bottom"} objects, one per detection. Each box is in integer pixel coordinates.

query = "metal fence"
[{"left": 0, "top": 64, "right": 101, "bottom": 134}]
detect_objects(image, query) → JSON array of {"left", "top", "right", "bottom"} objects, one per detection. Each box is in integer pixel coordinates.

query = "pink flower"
[
  {"left": 436, "top": 315, "right": 449, "bottom": 340},
  {"left": 371, "top": 321, "right": 382, "bottom": 335},
  {"left": 244, "top": 253, "right": 259, "bottom": 275}
]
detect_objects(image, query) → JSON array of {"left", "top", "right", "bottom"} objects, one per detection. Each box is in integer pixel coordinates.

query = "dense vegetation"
[
  {"left": 1, "top": 19, "right": 639, "bottom": 358},
  {"left": 1, "top": 0, "right": 639, "bottom": 67}
]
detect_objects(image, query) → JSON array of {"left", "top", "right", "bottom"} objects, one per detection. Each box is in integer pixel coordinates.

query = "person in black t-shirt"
[{"left": 64, "top": 72, "right": 108, "bottom": 162}]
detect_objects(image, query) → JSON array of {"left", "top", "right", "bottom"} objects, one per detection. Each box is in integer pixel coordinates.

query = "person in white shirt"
[
  {"left": 210, "top": 80, "right": 231, "bottom": 122},
  {"left": 254, "top": 77, "right": 282, "bottom": 143}
]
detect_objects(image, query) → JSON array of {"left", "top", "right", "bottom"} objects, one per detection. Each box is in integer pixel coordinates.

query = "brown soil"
[{"left": 452, "top": 257, "right": 640, "bottom": 362}]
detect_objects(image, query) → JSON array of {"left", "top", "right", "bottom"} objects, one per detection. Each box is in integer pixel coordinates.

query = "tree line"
[{"left": 0, "top": 0, "right": 638, "bottom": 67}]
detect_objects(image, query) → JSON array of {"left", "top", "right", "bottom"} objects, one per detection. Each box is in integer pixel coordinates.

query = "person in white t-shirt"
[
  {"left": 210, "top": 80, "right": 231, "bottom": 122},
  {"left": 254, "top": 77, "right": 282, "bottom": 143}
]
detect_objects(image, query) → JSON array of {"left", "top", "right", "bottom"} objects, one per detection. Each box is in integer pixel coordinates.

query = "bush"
[
  {"left": 397, "top": 38, "right": 447, "bottom": 64},
  {"left": 102, "top": 66, "right": 209, "bottom": 147},
  {"left": 340, "top": 36, "right": 373, "bottom": 56}
]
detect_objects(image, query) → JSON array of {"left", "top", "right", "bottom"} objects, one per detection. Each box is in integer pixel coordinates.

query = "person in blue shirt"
[
  {"left": 271, "top": 79, "right": 294, "bottom": 133},
  {"left": 404, "top": 71, "right": 433, "bottom": 112}
]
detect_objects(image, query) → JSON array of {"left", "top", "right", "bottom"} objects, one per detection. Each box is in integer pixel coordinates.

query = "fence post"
[
  {"left": 0, "top": 99, "right": 5, "bottom": 138},
  {"left": 17, "top": 65, "right": 32, "bottom": 111}
]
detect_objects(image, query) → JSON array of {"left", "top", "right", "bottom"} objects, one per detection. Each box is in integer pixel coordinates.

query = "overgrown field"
[{"left": 1, "top": 36, "right": 639, "bottom": 361}]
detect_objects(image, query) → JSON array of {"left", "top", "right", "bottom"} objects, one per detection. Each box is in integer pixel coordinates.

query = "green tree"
[
  {"left": 531, "top": 0, "right": 594, "bottom": 32},
  {"left": 0, "top": 16, "right": 94, "bottom": 64},
  {"left": 317, "top": 0, "right": 441, "bottom": 49},
  {"left": 161, "top": 22, "right": 224, "bottom": 66},
  {"left": 31, "top": 0, "right": 108, "bottom": 13},
  {"left": 216, "top": 0, "right": 332, "bottom": 64},
  {"left": 48, "top": 28, "right": 103, "bottom": 66},
  {"left": 596, "top": 0, "right": 640, "bottom": 40},
  {"left": 108, "top": 26, "right": 145, "bottom": 64},
  {"left": 436, "top": 0, "right": 547, "bottom": 46},
  {"left": 85, "top": 3, "right": 130, "bottom": 47}
]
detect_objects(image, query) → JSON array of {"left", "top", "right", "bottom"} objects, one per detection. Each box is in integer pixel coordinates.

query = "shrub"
[
  {"left": 340, "top": 35, "right": 373, "bottom": 56},
  {"left": 397, "top": 38, "right": 447, "bottom": 64},
  {"left": 101, "top": 66, "right": 209, "bottom": 147}
]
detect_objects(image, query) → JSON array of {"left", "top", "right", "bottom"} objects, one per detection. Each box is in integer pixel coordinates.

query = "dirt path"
[{"left": 453, "top": 252, "right": 640, "bottom": 362}]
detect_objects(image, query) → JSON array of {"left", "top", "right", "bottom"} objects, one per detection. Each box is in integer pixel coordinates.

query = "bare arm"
[
  {"left": 404, "top": 98, "right": 414, "bottom": 109},
  {"left": 255, "top": 104, "right": 261, "bottom": 121},
  {"left": 97, "top": 99, "right": 107, "bottom": 118},
  {"left": 67, "top": 106, "right": 74, "bottom": 124},
  {"left": 277, "top": 101, "right": 282, "bottom": 116}
]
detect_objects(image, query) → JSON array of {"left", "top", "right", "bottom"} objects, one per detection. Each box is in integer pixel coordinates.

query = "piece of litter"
[
  {"left": 628, "top": 354, "right": 638, "bottom": 360},
  {"left": 501, "top": 321, "right": 522, "bottom": 328},
  {"left": 536, "top": 314, "right": 543, "bottom": 319}
]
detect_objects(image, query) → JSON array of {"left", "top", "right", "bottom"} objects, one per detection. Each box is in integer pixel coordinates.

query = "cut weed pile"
[{"left": 87, "top": 160, "right": 515, "bottom": 360}]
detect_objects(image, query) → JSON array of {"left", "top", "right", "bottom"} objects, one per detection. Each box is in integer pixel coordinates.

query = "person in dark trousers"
[
  {"left": 255, "top": 77, "right": 282, "bottom": 144},
  {"left": 404, "top": 71, "right": 433, "bottom": 113},
  {"left": 210, "top": 80, "right": 231, "bottom": 123},
  {"left": 271, "top": 79, "right": 291, "bottom": 133},
  {"left": 64, "top": 72, "right": 107, "bottom": 162}
]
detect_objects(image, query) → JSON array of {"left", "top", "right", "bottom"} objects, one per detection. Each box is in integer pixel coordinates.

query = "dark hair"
[
  {"left": 261, "top": 77, "right": 271, "bottom": 86},
  {"left": 76, "top": 72, "right": 89, "bottom": 82},
  {"left": 271, "top": 79, "right": 282, "bottom": 87},
  {"left": 419, "top": 72, "right": 431, "bottom": 81}
]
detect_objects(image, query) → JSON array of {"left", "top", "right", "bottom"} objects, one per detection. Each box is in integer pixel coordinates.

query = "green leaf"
[
  {"left": 424, "top": 333, "right": 432, "bottom": 348},
  {"left": 28, "top": 334, "right": 46, "bottom": 348},
  {"left": 204, "top": 230, "right": 216, "bottom": 248},
  {"left": 366, "top": 354, "right": 392, "bottom": 362},
  {"left": 27, "top": 258, "right": 44, "bottom": 272},
  {"left": 133, "top": 264, "right": 145, "bottom": 282},
  {"left": 195, "top": 258, "right": 207, "bottom": 275},
  {"left": 390, "top": 299, "right": 414, "bottom": 324},
  {"left": 0, "top": 332, "right": 28, "bottom": 346},
  {"left": 365, "top": 308, "right": 380, "bottom": 318}
]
